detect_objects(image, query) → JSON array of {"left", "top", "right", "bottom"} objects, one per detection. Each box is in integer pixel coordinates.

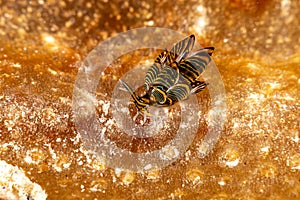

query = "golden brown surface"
[{"left": 0, "top": 0, "right": 299, "bottom": 199}]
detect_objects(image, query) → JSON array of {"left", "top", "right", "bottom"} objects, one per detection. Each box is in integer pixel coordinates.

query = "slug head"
[{"left": 119, "top": 79, "right": 151, "bottom": 115}]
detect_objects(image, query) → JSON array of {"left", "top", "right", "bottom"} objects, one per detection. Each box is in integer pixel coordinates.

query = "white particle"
[
  {"left": 81, "top": 184, "right": 85, "bottom": 192},
  {"left": 260, "top": 146, "right": 270, "bottom": 153},
  {"left": 48, "top": 145, "right": 57, "bottom": 159},
  {"left": 63, "top": 163, "right": 71, "bottom": 169},
  {"left": 144, "top": 164, "right": 152, "bottom": 171},
  {"left": 114, "top": 168, "right": 122, "bottom": 177},
  {"left": 43, "top": 35, "right": 56, "bottom": 44},
  {"left": 218, "top": 180, "right": 226, "bottom": 186},
  {"left": 291, "top": 135, "right": 299, "bottom": 143},
  {"left": 12, "top": 63, "right": 21, "bottom": 68},
  {"left": 98, "top": 100, "right": 110, "bottom": 116},
  {"left": 225, "top": 158, "right": 239, "bottom": 168}
]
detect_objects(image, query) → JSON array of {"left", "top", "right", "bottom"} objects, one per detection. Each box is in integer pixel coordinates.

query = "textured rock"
[{"left": 0, "top": 0, "right": 299, "bottom": 199}]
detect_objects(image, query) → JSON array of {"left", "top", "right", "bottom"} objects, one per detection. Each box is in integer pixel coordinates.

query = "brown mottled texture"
[{"left": 0, "top": 0, "right": 299, "bottom": 199}]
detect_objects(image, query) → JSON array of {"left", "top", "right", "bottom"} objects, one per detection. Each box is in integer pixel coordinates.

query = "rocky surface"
[{"left": 0, "top": 0, "right": 299, "bottom": 199}]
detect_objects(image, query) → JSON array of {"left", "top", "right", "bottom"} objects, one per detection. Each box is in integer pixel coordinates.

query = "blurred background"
[{"left": 0, "top": 0, "right": 299, "bottom": 199}]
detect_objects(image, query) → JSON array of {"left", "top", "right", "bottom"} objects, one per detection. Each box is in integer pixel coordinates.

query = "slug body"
[{"left": 120, "top": 34, "right": 214, "bottom": 119}]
